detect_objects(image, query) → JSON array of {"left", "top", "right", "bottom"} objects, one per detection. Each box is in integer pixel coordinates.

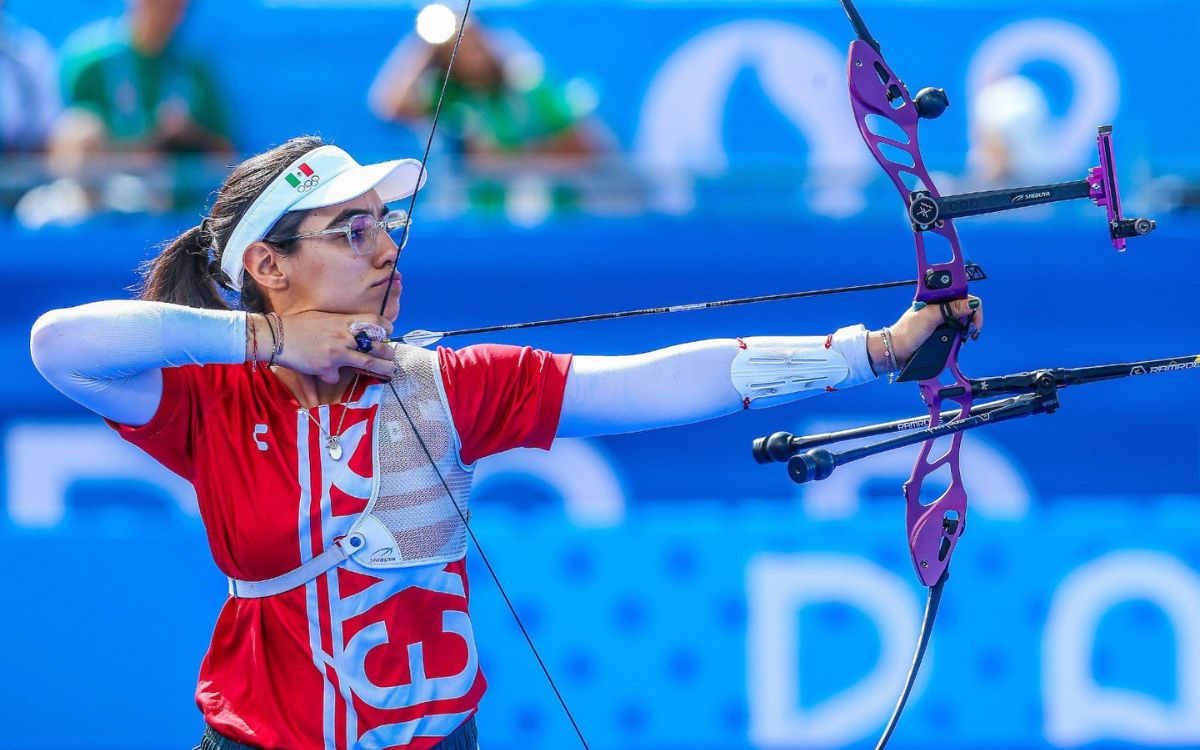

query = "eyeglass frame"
[{"left": 273, "top": 208, "right": 411, "bottom": 256}]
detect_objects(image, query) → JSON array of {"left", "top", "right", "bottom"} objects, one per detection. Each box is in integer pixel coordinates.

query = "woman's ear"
[{"left": 243, "top": 241, "right": 289, "bottom": 292}]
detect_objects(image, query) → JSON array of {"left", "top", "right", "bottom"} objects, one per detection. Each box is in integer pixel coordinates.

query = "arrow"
[{"left": 390, "top": 262, "right": 987, "bottom": 347}]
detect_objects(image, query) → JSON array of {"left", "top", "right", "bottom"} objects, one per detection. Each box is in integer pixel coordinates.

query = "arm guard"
[{"left": 732, "top": 325, "right": 876, "bottom": 409}]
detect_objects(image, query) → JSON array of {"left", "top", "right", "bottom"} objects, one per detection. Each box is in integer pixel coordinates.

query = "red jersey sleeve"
[
  {"left": 103, "top": 365, "right": 205, "bottom": 480},
  {"left": 438, "top": 344, "right": 572, "bottom": 465}
]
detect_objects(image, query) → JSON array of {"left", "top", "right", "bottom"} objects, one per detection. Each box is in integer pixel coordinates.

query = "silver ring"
[{"left": 349, "top": 322, "right": 387, "bottom": 341}]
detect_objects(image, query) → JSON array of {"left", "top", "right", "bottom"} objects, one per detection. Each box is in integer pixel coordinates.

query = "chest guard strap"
[{"left": 228, "top": 532, "right": 367, "bottom": 599}]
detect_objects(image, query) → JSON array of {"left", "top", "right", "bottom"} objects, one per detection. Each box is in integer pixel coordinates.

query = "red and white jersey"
[{"left": 105, "top": 344, "right": 571, "bottom": 750}]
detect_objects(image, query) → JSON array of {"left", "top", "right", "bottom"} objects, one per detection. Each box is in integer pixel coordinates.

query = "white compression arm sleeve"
[
  {"left": 558, "top": 325, "right": 876, "bottom": 438},
  {"left": 30, "top": 301, "right": 247, "bottom": 427}
]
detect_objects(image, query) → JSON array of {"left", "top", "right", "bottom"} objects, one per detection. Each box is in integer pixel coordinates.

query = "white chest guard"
[{"left": 228, "top": 345, "right": 474, "bottom": 598}]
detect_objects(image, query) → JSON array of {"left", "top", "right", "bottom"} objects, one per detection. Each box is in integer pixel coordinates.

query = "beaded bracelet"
[
  {"left": 248, "top": 313, "right": 260, "bottom": 373},
  {"left": 263, "top": 313, "right": 279, "bottom": 367},
  {"left": 880, "top": 327, "right": 898, "bottom": 384},
  {"left": 267, "top": 312, "right": 285, "bottom": 364}
]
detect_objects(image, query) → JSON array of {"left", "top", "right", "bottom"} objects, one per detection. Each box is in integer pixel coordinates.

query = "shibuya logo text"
[{"left": 1012, "top": 191, "right": 1051, "bottom": 203}]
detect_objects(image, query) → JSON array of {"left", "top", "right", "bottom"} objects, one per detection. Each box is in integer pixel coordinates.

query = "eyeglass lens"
[
  {"left": 348, "top": 213, "right": 377, "bottom": 255},
  {"left": 348, "top": 211, "right": 409, "bottom": 255}
]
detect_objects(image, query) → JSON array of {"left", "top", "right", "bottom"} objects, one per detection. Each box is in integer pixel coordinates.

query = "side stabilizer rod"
[
  {"left": 753, "top": 352, "right": 1200, "bottom": 482},
  {"left": 786, "top": 392, "right": 1054, "bottom": 484}
]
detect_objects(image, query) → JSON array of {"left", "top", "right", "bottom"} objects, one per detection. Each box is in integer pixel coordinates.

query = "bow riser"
[
  {"left": 847, "top": 40, "right": 970, "bottom": 303},
  {"left": 847, "top": 39, "right": 974, "bottom": 588}
]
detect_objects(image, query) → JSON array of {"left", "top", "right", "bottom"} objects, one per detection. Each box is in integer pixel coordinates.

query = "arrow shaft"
[{"left": 389, "top": 264, "right": 987, "bottom": 345}]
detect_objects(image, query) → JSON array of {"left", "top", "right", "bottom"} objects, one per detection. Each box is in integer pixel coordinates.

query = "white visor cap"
[{"left": 221, "top": 145, "right": 426, "bottom": 291}]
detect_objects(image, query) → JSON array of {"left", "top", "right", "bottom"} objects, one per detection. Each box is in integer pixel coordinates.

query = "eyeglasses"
[{"left": 277, "top": 208, "right": 411, "bottom": 256}]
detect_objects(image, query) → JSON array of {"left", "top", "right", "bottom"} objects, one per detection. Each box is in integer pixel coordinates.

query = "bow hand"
[{"left": 870, "top": 296, "right": 982, "bottom": 380}]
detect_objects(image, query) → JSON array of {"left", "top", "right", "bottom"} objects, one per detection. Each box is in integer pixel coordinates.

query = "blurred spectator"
[
  {"left": 370, "top": 17, "right": 596, "bottom": 162},
  {"left": 18, "top": 0, "right": 232, "bottom": 227},
  {"left": 57, "top": 0, "right": 230, "bottom": 154},
  {"left": 966, "top": 75, "right": 1055, "bottom": 187},
  {"left": 0, "top": 1, "right": 60, "bottom": 152},
  {"left": 368, "top": 14, "right": 639, "bottom": 224}
]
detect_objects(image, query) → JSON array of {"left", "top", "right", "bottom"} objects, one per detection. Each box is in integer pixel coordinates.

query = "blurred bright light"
[
  {"left": 416, "top": 4, "right": 458, "bottom": 45},
  {"left": 564, "top": 78, "right": 599, "bottom": 117}
]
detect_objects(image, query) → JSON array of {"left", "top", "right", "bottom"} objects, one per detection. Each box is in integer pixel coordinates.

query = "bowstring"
[
  {"left": 378, "top": 3, "right": 468, "bottom": 317},
  {"left": 375, "top": 5, "right": 591, "bottom": 748},
  {"left": 388, "top": 387, "right": 592, "bottom": 749}
]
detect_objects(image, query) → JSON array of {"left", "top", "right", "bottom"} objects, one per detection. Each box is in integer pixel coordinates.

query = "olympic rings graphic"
[{"left": 296, "top": 174, "right": 321, "bottom": 192}]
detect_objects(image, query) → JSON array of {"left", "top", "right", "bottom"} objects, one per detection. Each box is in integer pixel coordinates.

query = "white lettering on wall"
[
  {"left": 474, "top": 438, "right": 626, "bottom": 527},
  {"left": 5, "top": 421, "right": 197, "bottom": 527},
  {"left": 747, "top": 553, "right": 920, "bottom": 747},
  {"left": 966, "top": 19, "right": 1119, "bottom": 180},
  {"left": 1044, "top": 550, "right": 1200, "bottom": 746},
  {"left": 634, "top": 20, "right": 874, "bottom": 217}
]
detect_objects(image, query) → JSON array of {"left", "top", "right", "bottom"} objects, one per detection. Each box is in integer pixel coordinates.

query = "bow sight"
[
  {"left": 845, "top": 0, "right": 1154, "bottom": 256},
  {"left": 908, "top": 126, "right": 1156, "bottom": 252}
]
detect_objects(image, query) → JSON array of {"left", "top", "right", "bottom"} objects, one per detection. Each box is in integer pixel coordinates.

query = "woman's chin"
[{"left": 357, "top": 291, "right": 401, "bottom": 321}]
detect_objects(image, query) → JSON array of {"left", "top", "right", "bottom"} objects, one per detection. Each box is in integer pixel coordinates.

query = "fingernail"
[
  {"left": 912, "top": 301, "right": 927, "bottom": 312},
  {"left": 969, "top": 299, "right": 981, "bottom": 310}
]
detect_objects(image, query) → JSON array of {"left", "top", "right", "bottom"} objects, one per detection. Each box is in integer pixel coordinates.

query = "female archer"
[{"left": 29, "top": 136, "right": 981, "bottom": 750}]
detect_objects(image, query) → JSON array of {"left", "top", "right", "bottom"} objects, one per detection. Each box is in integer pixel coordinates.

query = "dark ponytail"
[
  {"left": 138, "top": 135, "right": 327, "bottom": 313},
  {"left": 137, "top": 223, "right": 230, "bottom": 310}
]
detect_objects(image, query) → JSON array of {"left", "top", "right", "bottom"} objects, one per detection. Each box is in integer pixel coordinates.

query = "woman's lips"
[{"left": 372, "top": 272, "right": 402, "bottom": 288}]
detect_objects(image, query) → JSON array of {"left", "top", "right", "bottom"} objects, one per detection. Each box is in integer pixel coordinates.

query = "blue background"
[{"left": 3, "top": 1, "right": 1200, "bottom": 749}]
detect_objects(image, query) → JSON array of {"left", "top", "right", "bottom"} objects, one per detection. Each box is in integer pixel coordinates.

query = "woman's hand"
[
  {"left": 869, "top": 296, "right": 983, "bottom": 377},
  {"left": 249, "top": 312, "right": 397, "bottom": 383}
]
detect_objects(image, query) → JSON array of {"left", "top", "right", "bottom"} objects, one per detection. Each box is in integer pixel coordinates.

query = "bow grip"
[{"left": 897, "top": 321, "right": 960, "bottom": 382}]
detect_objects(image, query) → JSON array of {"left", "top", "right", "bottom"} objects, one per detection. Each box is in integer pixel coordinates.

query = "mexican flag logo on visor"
[{"left": 285, "top": 163, "right": 319, "bottom": 192}]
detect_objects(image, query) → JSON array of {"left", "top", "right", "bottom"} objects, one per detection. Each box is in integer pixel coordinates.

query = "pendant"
[{"left": 326, "top": 435, "right": 343, "bottom": 461}]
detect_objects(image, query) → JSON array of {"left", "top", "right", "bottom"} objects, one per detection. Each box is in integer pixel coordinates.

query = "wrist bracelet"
[
  {"left": 263, "top": 313, "right": 279, "bottom": 366},
  {"left": 881, "top": 327, "right": 898, "bottom": 384},
  {"left": 248, "top": 313, "right": 260, "bottom": 373},
  {"left": 268, "top": 312, "right": 285, "bottom": 359}
]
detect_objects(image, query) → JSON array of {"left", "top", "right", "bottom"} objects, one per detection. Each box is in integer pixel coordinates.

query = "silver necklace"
[{"left": 299, "top": 373, "right": 360, "bottom": 461}]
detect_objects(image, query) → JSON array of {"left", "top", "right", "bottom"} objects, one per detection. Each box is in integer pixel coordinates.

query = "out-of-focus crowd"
[
  {"left": 3, "top": 0, "right": 621, "bottom": 227},
  {"left": 9, "top": 0, "right": 1183, "bottom": 228}
]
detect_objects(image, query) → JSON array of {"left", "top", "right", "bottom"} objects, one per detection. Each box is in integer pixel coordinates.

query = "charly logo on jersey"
[{"left": 285, "top": 162, "right": 320, "bottom": 192}]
